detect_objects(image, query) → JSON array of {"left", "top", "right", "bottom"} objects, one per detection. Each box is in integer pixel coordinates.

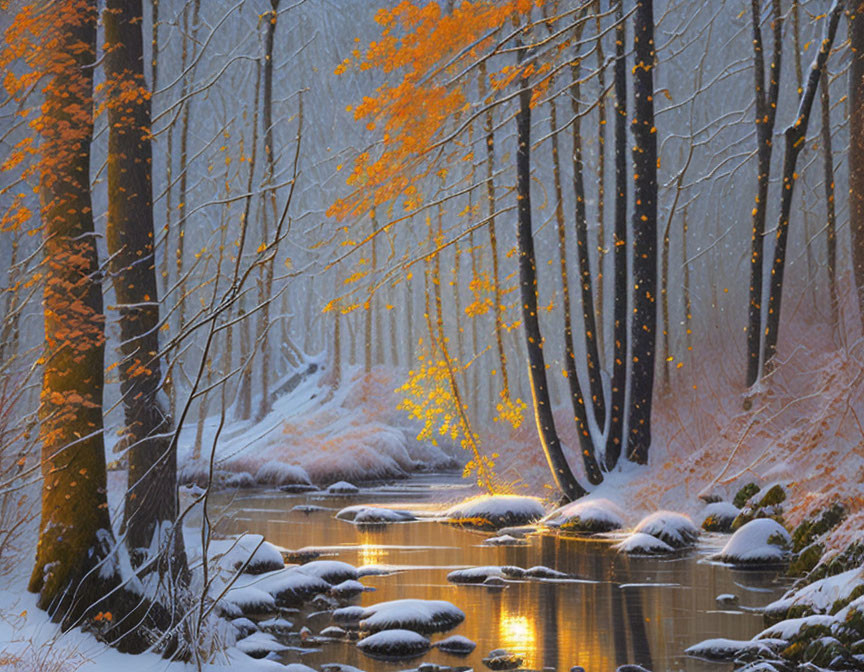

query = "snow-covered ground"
[{"left": 175, "top": 359, "right": 458, "bottom": 488}]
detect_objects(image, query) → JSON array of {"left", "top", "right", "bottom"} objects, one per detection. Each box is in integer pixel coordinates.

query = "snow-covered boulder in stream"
[
  {"left": 231, "top": 566, "right": 331, "bottom": 608},
  {"left": 615, "top": 532, "right": 676, "bottom": 556},
  {"left": 357, "top": 598, "right": 465, "bottom": 634},
  {"left": 447, "top": 566, "right": 507, "bottom": 584},
  {"left": 328, "top": 480, "right": 360, "bottom": 494},
  {"left": 235, "top": 632, "right": 288, "bottom": 658},
  {"left": 297, "top": 559, "right": 358, "bottom": 584},
  {"left": 715, "top": 518, "right": 791, "bottom": 566},
  {"left": 356, "top": 629, "right": 431, "bottom": 660},
  {"left": 435, "top": 634, "right": 476, "bottom": 655},
  {"left": 336, "top": 505, "right": 416, "bottom": 524},
  {"left": 444, "top": 494, "right": 546, "bottom": 530},
  {"left": 330, "top": 579, "right": 367, "bottom": 599},
  {"left": 633, "top": 511, "right": 699, "bottom": 548},
  {"left": 684, "top": 637, "right": 787, "bottom": 661},
  {"left": 204, "top": 534, "right": 285, "bottom": 574},
  {"left": 542, "top": 498, "right": 625, "bottom": 533},
  {"left": 699, "top": 502, "right": 740, "bottom": 533}
]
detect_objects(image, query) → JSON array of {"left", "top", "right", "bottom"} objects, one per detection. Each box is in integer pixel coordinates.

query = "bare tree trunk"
[
  {"left": 763, "top": 1, "right": 843, "bottom": 370},
  {"left": 849, "top": 2, "right": 864, "bottom": 332},
  {"left": 548, "top": 70, "right": 603, "bottom": 485},
  {"left": 571, "top": 38, "right": 607, "bottom": 432},
  {"left": 479, "top": 62, "right": 511, "bottom": 402},
  {"left": 257, "top": 0, "right": 281, "bottom": 420},
  {"left": 364, "top": 215, "right": 376, "bottom": 376},
  {"left": 605, "top": 0, "right": 628, "bottom": 472},
  {"left": 515, "top": 35, "right": 586, "bottom": 501},
  {"left": 682, "top": 205, "right": 693, "bottom": 352},
  {"left": 105, "top": 0, "right": 185, "bottom": 578},
  {"left": 745, "top": 0, "right": 782, "bottom": 387},
  {"left": 821, "top": 65, "right": 839, "bottom": 330},
  {"left": 626, "top": 0, "right": 658, "bottom": 466},
  {"left": 594, "top": 1, "right": 608, "bottom": 355}
]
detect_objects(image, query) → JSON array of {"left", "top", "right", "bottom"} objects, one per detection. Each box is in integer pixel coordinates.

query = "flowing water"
[{"left": 212, "top": 474, "right": 788, "bottom": 672}]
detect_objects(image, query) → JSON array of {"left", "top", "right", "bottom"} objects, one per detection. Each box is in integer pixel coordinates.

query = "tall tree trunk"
[
  {"left": 364, "top": 215, "right": 376, "bottom": 376},
  {"left": 594, "top": 1, "right": 608, "bottom": 355},
  {"left": 605, "top": 0, "right": 628, "bottom": 472},
  {"left": 571, "top": 38, "right": 607, "bottom": 432},
  {"left": 849, "top": 2, "right": 864, "bottom": 332},
  {"left": 29, "top": 0, "right": 117, "bottom": 622},
  {"left": 478, "top": 62, "right": 511, "bottom": 402},
  {"left": 515, "top": 36, "right": 586, "bottom": 501},
  {"left": 626, "top": 0, "right": 657, "bottom": 466},
  {"left": 548, "top": 73, "right": 603, "bottom": 485},
  {"left": 745, "top": 0, "right": 782, "bottom": 387},
  {"left": 763, "top": 1, "right": 843, "bottom": 370},
  {"left": 682, "top": 205, "right": 693, "bottom": 352},
  {"left": 235, "top": 60, "right": 262, "bottom": 421},
  {"left": 104, "top": 0, "right": 185, "bottom": 576},
  {"left": 821, "top": 65, "right": 838, "bottom": 330},
  {"left": 257, "top": 0, "right": 281, "bottom": 420}
]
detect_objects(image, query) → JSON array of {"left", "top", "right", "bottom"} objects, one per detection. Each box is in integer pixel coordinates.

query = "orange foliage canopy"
[{"left": 328, "top": 0, "right": 556, "bottom": 222}]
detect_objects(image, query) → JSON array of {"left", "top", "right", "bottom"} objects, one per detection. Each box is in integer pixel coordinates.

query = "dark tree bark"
[
  {"left": 104, "top": 0, "right": 185, "bottom": 577},
  {"left": 515, "top": 36, "right": 586, "bottom": 501},
  {"left": 626, "top": 0, "right": 657, "bottom": 466},
  {"left": 605, "top": 0, "right": 628, "bottom": 472},
  {"left": 763, "top": 1, "right": 844, "bottom": 369},
  {"left": 571, "top": 37, "right": 607, "bottom": 434},
  {"left": 29, "top": 0, "right": 117, "bottom": 619},
  {"left": 745, "top": 0, "right": 782, "bottom": 387},
  {"left": 820, "top": 65, "right": 838, "bottom": 329},
  {"left": 548, "top": 73, "right": 603, "bottom": 486},
  {"left": 850, "top": 2, "right": 864, "bottom": 331}
]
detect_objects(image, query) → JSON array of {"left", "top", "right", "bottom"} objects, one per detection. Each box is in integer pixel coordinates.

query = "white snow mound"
[
  {"left": 358, "top": 598, "right": 465, "bottom": 634},
  {"left": 716, "top": 518, "right": 791, "bottom": 565},
  {"left": 444, "top": 494, "right": 546, "bottom": 529},
  {"left": 542, "top": 498, "right": 625, "bottom": 533},
  {"left": 615, "top": 532, "right": 676, "bottom": 556},
  {"left": 356, "top": 629, "right": 431, "bottom": 659},
  {"left": 633, "top": 511, "right": 699, "bottom": 548}
]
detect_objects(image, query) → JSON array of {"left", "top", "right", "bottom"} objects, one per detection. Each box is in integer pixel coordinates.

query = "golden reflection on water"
[
  {"left": 357, "top": 530, "right": 386, "bottom": 567},
  {"left": 497, "top": 610, "right": 537, "bottom": 669}
]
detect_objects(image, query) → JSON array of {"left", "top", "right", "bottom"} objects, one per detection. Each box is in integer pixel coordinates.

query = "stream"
[{"left": 211, "top": 474, "right": 789, "bottom": 672}]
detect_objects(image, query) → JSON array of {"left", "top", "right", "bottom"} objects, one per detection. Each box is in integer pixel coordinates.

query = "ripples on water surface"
[{"left": 212, "top": 474, "right": 788, "bottom": 672}]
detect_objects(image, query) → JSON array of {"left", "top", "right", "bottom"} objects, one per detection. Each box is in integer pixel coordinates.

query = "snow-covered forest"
[{"left": 1, "top": 0, "right": 863, "bottom": 671}]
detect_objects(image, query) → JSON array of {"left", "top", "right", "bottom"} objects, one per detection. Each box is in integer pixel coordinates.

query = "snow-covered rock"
[
  {"left": 356, "top": 629, "right": 431, "bottom": 659},
  {"left": 282, "top": 665, "right": 318, "bottom": 672},
  {"left": 336, "top": 504, "right": 416, "bottom": 524},
  {"left": 231, "top": 616, "right": 258, "bottom": 638},
  {"left": 235, "top": 631, "right": 288, "bottom": 658},
  {"left": 633, "top": 511, "right": 699, "bottom": 548},
  {"left": 525, "top": 565, "right": 571, "bottom": 579},
  {"left": 615, "top": 532, "right": 676, "bottom": 556},
  {"left": 447, "top": 566, "right": 507, "bottom": 584},
  {"left": 233, "top": 566, "right": 331, "bottom": 607},
  {"left": 716, "top": 518, "right": 791, "bottom": 565},
  {"left": 258, "top": 617, "right": 293, "bottom": 635},
  {"left": 328, "top": 480, "right": 360, "bottom": 494},
  {"left": 755, "top": 614, "right": 835, "bottom": 641},
  {"left": 358, "top": 598, "right": 465, "bottom": 634},
  {"left": 330, "top": 579, "right": 367, "bottom": 598},
  {"left": 482, "top": 534, "right": 526, "bottom": 546},
  {"left": 255, "top": 460, "right": 313, "bottom": 487},
  {"left": 684, "top": 637, "right": 786, "bottom": 661},
  {"left": 764, "top": 567, "right": 864, "bottom": 618},
  {"left": 297, "top": 559, "right": 358, "bottom": 584},
  {"left": 542, "top": 498, "right": 625, "bottom": 533},
  {"left": 482, "top": 648, "right": 523, "bottom": 670},
  {"left": 699, "top": 502, "right": 741, "bottom": 533},
  {"left": 222, "top": 586, "right": 277, "bottom": 616},
  {"left": 444, "top": 494, "right": 546, "bottom": 530},
  {"left": 435, "top": 634, "right": 476, "bottom": 655},
  {"left": 333, "top": 605, "right": 366, "bottom": 625},
  {"left": 205, "top": 534, "right": 285, "bottom": 574}
]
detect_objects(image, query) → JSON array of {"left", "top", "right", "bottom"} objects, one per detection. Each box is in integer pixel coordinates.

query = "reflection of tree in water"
[
  {"left": 540, "top": 535, "right": 559, "bottom": 670},
  {"left": 623, "top": 587, "right": 653, "bottom": 669}
]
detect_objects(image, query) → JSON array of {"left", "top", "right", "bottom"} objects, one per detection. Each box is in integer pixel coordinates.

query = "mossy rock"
[
  {"left": 831, "top": 585, "right": 864, "bottom": 617},
  {"left": 808, "top": 543, "right": 864, "bottom": 582},
  {"left": 802, "top": 636, "right": 853, "bottom": 669},
  {"left": 702, "top": 513, "right": 734, "bottom": 533},
  {"left": 758, "top": 484, "right": 787, "bottom": 508},
  {"left": 732, "top": 506, "right": 784, "bottom": 532},
  {"left": 733, "top": 482, "right": 761, "bottom": 508},
  {"left": 792, "top": 502, "right": 847, "bottom": 553},
  {"left": 789, "top": 542, "right": 824, "bottom": 577}
]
